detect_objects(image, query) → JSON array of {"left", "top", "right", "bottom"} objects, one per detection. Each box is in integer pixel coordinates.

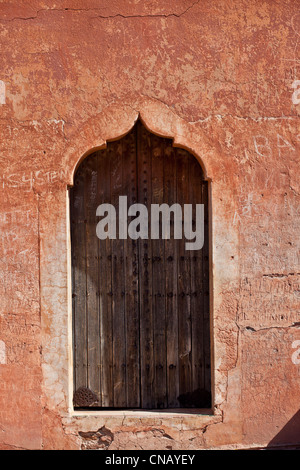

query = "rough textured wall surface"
[{"left": 0, "top": 0, "right": 299, "bottom": 450}]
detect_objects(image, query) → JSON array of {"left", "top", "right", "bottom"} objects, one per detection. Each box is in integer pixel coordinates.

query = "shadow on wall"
[{"left": 267, "top": 410, "right": 300, "bottom": 449}]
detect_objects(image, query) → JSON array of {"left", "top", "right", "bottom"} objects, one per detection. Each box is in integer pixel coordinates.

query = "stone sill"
[
  {"left": 71, "top": 408, "right": 214, "bottom": 418},
  {"left": 64, "top": 408, "right": 223, "bottom": 432}
]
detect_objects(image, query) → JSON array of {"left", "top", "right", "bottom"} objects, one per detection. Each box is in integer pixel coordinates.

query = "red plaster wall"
[{"left": 0, "top": 0, "right": 299, "bottom": 450}]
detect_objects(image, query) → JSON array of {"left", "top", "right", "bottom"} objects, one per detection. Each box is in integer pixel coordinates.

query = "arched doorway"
[{"left": 70, "top": 120, "right": 211, "bottom": 409}]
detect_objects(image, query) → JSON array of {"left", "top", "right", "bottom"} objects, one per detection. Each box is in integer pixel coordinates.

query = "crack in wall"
[
  {"left": 0, "top": 1, "right": 200, "bottom": 22},
  {"left": 262, "top": 273, "right": 300, "bottom": 278},
  {"left": 244, "top": 323, "right": 300, "bottom": 333},
  {"left": 188, "top": 114, "right": 299, "bottom": 123}
]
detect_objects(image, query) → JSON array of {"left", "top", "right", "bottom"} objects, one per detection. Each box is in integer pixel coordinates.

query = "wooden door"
[{"left": 71, "top": 121, "right": 211, "bottom": 409}]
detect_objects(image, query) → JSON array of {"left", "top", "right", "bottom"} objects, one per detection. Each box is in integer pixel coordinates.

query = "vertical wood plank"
[
  {"left": 98, "top": 149, "right": 114, "bottom": 407},
  {"left": 151, "top": 133, "right": 167, "bottom": 409},
  {"left": 71, "top": 164, "right": 88, "bottom": 393},
  {"left": 85, "top": 154, "right": 101, "bottom": 405},
  {"left": 164, "top": 141, "right": 180, "bottom": 408},
  {"left": 110, "top": 139, "right": 127, "bottom": 408},
  {"left": 189, "top": 156, "right": 205, "bottom": 401},
  {"left": 137, "top": 121, "right": 154, "bottom": 409},
  {"left": 202, "top": 180, "right": 211, "bottom": 401},
  {"left": 176, "top": 148, "right": 192, "bottom": 405},
  {"left": 123, "top": 125, "right": 140, "bottom": 408}
]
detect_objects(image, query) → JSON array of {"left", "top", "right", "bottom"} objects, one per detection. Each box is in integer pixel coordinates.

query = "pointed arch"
[{"left": 63, "top": 101, "right": 215, "bottom": 188}]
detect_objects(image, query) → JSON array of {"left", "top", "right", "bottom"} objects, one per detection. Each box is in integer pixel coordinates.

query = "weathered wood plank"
[
  {"left": 151, "top": 133, "right": 167, "bottom": 409},
  {"left": 98, "top": 148, "right": 114, "bottom": 407},
  {"left": 163, "top": 141, "right": 180, "bottom": 408},
  {"left": 85, "top": 154, "right": 101, "bottom": 405},
  {"left": 189, "top": 156, "right": 205, "bottom": 401},
  {"left": 71, "top": 164, "right": 88, "bottom": 394},
  {"left": 137, "top": 121, "right": 154, "bottom": 409},
  {"left": 110, "top": 139, "right": 127, "bottom": 408},
  {"left": 202, "top": 180, "right": 211, "bottom": 401},
  {"left": 123, "top": 125, "right": 140, "bottom": 408},
  {"left": 176, "top": 148, "right": 192, "bottom": 405}
]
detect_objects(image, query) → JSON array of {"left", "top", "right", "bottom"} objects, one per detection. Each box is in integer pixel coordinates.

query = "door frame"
[
  {"left": 65, "top": 115, "right": 215, "bottom": 416},
  {"left": 69, "top": 121, "right": 212, "bottom": 411}
]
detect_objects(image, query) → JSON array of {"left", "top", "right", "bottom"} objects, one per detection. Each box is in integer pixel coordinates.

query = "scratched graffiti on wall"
[
  {"left": 238, "top": 275, "right": 300, "bottom": 326},
  {"left": 0, "top": 169, "right": 67, "bottom": 191},
  {"left": 0, "top": 205, "right": 39, "bottom": 313},
  {"left": 253, "top": 133, "right": 297, "bottom": 159}
]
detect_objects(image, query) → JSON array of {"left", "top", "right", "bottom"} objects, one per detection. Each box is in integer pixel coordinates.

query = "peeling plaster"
[
  {"left": 0, "top": 0, "right": 299, "bottom": 451},
  {"left": 0, "top": 341, "right": 6, "bottom": 364},
  {"left": 0, "top": 81, "right": 5, "bottom": 105}
]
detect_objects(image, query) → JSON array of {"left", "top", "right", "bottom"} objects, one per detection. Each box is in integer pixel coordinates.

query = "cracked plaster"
[{"left": 0, "top": 0, "right": 299, "bottom": 450}]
